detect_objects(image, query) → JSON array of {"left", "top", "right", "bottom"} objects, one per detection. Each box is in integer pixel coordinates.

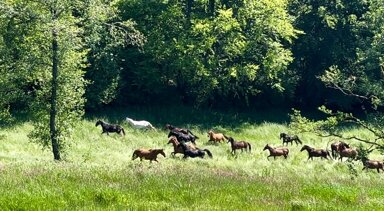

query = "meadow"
[{"left": 1, "top": 106, "right": 384, "bottom": 210}]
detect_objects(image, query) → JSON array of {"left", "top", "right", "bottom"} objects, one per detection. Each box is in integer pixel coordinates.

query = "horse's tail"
[
  {"left": 247, "top": 142, "right": 252, "bottom": 152},
  {"left": 188, "top": 130, "right": 199, "bottom": 139},
  {"left": 326, "top": 150, "right": 331, "bottom": 159},
  {"left": 121, "top": 128, "right": 126, "bottom": 136},
  {"left": 296, "top": 137, "right": 302, "bottom": 145},
  {"left": 326, "top": 139, "right": 335, "bottom": 160},
  {"left": 203, "top": 149, "right": 213, "bottom": 158},
  {"left": 223, "top": 134, "right": 229, "bottom": 140}
]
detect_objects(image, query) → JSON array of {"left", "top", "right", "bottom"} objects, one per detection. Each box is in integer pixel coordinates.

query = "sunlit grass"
[{"left": 1, "top": 107, "right": 384, "bottom": 210}]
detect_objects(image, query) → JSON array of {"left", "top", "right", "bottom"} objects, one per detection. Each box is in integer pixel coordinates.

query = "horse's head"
[
  {"left": 207, "top": 130, "right": 213, "bottom": 137},
  {"left": 159, "top": 149, "right": 166, "bottom": 157},
  {"left": 263, "top": 144, "right": 270, "bottom": 151},
  {"left": 167, "top": 131, "right": 174, "bottom": 138},
  {"left": 95, "top": 120, "right": 102, "bottom": 127},
  {"left": 227, "top": 137, "right": 234, "bottom": 143},
  {"left": 279, "top": 133, "right": 286, "bottom": 139},
  {"left": 167, "top": 136, "right": 179, "bottom": 145},
  {"left": 300, "top": 145, "right": 310, "bottom": 152},
  {"left": 339, "top": 142, "right": 350, "bottom": 151}
]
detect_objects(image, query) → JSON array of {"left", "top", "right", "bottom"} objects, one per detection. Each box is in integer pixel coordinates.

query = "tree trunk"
[
  {"left": 208, "top": 0, "right": 215, "bottom": 16},
  {"left": 50, "top": 12, "right": 61, "bottom": 161},
  {"left": 186, "top": 0, "right": 193, "bottom": 26}
]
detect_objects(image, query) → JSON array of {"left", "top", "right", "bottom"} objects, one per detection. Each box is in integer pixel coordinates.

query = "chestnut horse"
[
  {"left": 208, "top": 130, "right": 228, "bottom": 143},
  {"left": 167, "top": 136, "right": 198, "bottom": 157},
  {"left": 300, "top": 145, "right": 330, "bottom": 160},
  {"left": 263, "top": 144, "right": 289, "bottom": 160},
  {"left": 227, "top": 137, "right": 251, "bottom": 154},
  {"left": 132, "top": 149, "right": 166, "bottom": 163},
  {"left": 95, "top": 120, "right": 125, "bottom": 136}
]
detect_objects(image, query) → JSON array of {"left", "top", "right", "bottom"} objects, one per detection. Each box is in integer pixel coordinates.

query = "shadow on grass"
[{"left": 85, "top": 105, "right": 294, "bottom": 130}]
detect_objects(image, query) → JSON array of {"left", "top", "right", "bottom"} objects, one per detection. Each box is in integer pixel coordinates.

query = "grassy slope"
[{"left": 1, "top": 106, "right": 384, "bottom": 210}]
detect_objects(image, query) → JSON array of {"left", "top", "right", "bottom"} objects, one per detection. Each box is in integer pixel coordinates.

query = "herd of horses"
[{"left": 95, "top": 119, "right": 384, "bottom": 173}]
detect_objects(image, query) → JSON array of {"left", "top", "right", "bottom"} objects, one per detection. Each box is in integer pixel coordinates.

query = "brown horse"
[
  {"left": 132, "top": 148, "right": 166, "bottom": 163},
  {"left": 300, "top": 145, "right": 330, "bottom": 160},
  {"left": 338, "top": 143, "right": 358, "bottom": 161},
  {"left": 167, "top": 136, "right": 198, "bottom": 157},
  {"left": 208, "top": 130, "right": 228, "bottom": 143},
  {"left": 263, "top": 144, "right": 289, "bottom": 160},
  {"left": 330, "top": 141, "right": 350, "bottom": 159},
  {"left": 362, "top": 158, "right": 384, "bottom": 173},
  {"left": 227, "top": 137, "right": 251, "bottom": 154}
]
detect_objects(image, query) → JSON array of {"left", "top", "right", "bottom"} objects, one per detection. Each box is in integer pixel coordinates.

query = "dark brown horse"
[
  {"left": 263, "top": 144, "right": 289, "bottom": 160},
  {"left": 227, "top": 137, "right": 251, "bottom": 154},
  {"left": 280, "top": 133, "right": 302, "bottom": 146},
  {"left": 95, "top": 120, "right": 125, "bottom": 136},
  {"left": 330, "top": 141, "right": 350, "bottom": 159},
  {"left": 132, "top": 149, "right": 166, "bottom": 163},
  {"left": 338, "top": 143, "right": 358, "bottom": 161},
  {"left": 300, "top": 145, "right": 330, "bottom": 160},
  {"left": 362, "top": 158, "right": 384, "bottom": 173},
  {"left": 165, "top": 124, "right": 198, "bottom": 139},
  {"left": 167, "top": 136, "right": 198, "bottom": 157},
  {"left": 179, "top": 142, "right": 212, "bottom": 159},
  {"left": 208, "top": 130, "right": 228, "bottom": 143}
]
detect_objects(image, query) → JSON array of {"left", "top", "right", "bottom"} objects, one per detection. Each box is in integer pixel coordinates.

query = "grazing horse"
[
  {"left": 165, "top": 124, "right": 198, "bottom": 139},
  {"left": 338, "top": 143, "right": 358, "bottom": 161},
  {"left": 179, "top": 142, "right": 212, "bottom": 159},
  {"left": 263, "top": 144, "right": 289, "bottom": 160},
  {"left": 126, "top": 117, "right": 156, "bottom": 130},
  {"left": 227, "top": 137, "right": 251, "bottom": 154},
  {"left": 168, "top": 130, "right": 197, "bottom": 145},
  {"left": 132, "top": 149, "right": 166, "bottom": 163},
  {"left": 330, "top": 141, "right": 350, "bottom": 159},
  {"left": 300, "top": 145, "right": 330, "bottom": 160},
  {"left": 361, "top": 158, "right": 384, "bottom": 173},
  {"left": 207, "top": 130, "right": 228, "bottom": 143},
  {"left": 279, "top": 133, "right": 302, "bottom": 146},
  {"left": 95, "top": 120, "right": 125, "bottom": 136},
  {"left": 167, "top": 136, "right": 198, "bottom": 157}
]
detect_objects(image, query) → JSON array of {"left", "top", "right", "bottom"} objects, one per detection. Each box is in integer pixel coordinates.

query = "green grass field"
[{"left": 1, "top": 106, "right": 384, "bottom": 210}]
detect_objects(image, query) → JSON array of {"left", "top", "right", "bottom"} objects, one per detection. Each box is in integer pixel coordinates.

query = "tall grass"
[{"left": 1, "top": 106, "right": 384, "bottom": 210}]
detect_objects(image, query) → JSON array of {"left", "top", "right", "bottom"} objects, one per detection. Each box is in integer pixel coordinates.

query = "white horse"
[{"left": 126, "top": 117, "right": 156, "bottom": 130}]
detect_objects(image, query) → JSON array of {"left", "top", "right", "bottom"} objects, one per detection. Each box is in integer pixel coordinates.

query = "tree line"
[{"left": 1, "top": 0, "right": 383, "bottom": 159}]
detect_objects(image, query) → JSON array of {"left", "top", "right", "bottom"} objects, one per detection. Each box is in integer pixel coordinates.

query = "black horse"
[
  {"left": 168, "top": 129, "right": 197, "bottom": 144},
  {"left": 95, "top": 120, "right": 125, "bottom": 136},
  {"left": 179, "top": 142, "right": 212, "bottom": 159},
  {"left": 280, "top": 133, "right": 302, "bottom": 145},
  {"left": 165, "top": 124, "right": 199, "bottom": 139}
]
